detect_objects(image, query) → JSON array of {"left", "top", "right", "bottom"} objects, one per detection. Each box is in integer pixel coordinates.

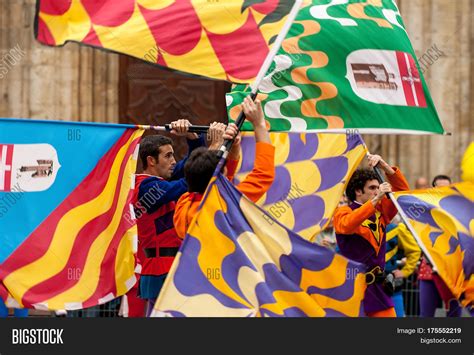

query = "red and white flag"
[{"left": 0, "top": 144, "right": 13, "bottom": 192}]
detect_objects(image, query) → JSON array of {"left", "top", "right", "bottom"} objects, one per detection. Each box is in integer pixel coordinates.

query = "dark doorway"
[{"left": 119, "top": 57, "right": 232, "bottom": 165}]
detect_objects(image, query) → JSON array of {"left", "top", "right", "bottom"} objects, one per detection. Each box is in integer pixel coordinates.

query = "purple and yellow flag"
[
  {"left": 0, "top": 118, "right": 144, "bottom": 310},
  {"left": 233, "top": 132, "right": 367, "bottom": 240},
  {"left": 35, "top": 0, "right": 298, "bottom": 83},
  {"left": 395, "top": 182, "right": 474, "bottom": 309},
  {"left": 153, "top": 174, "right": 366, "bottom": 317}
]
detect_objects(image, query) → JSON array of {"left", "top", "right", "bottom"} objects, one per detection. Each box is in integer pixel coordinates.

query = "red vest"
[{"left": 133, "top": 174, "right": 182, "bottom": 276}]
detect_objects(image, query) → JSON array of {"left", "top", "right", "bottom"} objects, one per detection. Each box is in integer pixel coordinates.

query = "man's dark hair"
[
  {"left": 139, "top": 135, "right": 173, "bottom": 170},
  {"left": 345, "top": 168, "right": 379, "bottom": 202},
  {"left": 432, "top": 174, "right": 451, "bottom": 187},
  {"left": 184, "top": 148, "right": 220, "bottom": 193}
]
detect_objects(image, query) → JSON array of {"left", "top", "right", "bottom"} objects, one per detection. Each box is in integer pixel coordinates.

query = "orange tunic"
[{"left": 174, "top": 142, "right": 275, "bottom": 239}]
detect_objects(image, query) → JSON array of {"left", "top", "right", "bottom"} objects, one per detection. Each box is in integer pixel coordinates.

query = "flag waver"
[
  {"left": 153, "top": 174, "right": 366, "bottom": 317},
  {"left": 394, "top": 183, "right": 474, "bottom": 309},
  {"left": 35, "top": 0, "right": 298, "bottom": 83},
  {"left": 0, "top": 118, "right": 144, "bottom": 310},
  {"left": 227, "top": 0, "right": 444, "bottom": 134},
  {"left": 233, "top": 132, "right": 367, "bottom": 240}
]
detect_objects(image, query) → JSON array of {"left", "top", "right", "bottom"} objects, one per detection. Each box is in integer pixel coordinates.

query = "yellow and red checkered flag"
[{"left": 35, "top": 0, "right": 300, "bottom": 83}]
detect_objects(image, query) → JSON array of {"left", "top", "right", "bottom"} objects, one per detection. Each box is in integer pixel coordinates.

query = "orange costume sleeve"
[
  {"left": 236, "top": 142, "right": 275, "bottom": 203},
  {"left": 174, "top": 192, "right": 202, "bottom": 239},
  {"left": 333, "top": 202, "right": 376, "bottom": 235}
]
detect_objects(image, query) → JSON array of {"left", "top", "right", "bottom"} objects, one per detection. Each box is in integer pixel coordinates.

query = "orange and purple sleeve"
[{"left": 333, "top": 203, "right": 376, "bottom": 235}]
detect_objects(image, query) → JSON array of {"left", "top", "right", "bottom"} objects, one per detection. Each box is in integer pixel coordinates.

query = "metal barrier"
[
  {"left": 11, "top": 274, "right": 427, "bottom": 317},
  {"left": 66, "top": 298, "right": 122, "bottom": 318},
  {"left": 67, "top": 274, "right": 423, "bottom": 317},
  {"left": 402, "top": 272, "right": 420, "bottom": 317}
]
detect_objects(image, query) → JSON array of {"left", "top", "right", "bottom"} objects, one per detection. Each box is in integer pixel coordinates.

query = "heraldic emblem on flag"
[
  {"left": 395, "top": 182, "right": 474, "bottom": 309},
  {"left": 0, "top": 118, "right": 144, "bottom": 310},
  {"left": 35, "top": 0, "right": 298, "bottom": 83},
  {"left": 227, "top": 0, "right": 444, "bottom": 133},
  {"left": 153, "top": 174, "right": 367, "bottom": 317},
  {"left": 233, "top": 132, "right": 367, "bottom": 240},
  {"left": 0, "top": 143, "right": 60, "bottom": 192},
  {"left": 346, "top": 49, "right": 426, "bottom": 107}
]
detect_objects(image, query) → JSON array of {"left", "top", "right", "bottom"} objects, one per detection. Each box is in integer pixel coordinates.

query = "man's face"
[
  {"left": 434, "top": 179, "right": 450, "bottom": 187},
  {"left": 154, "top": 144, "right": 176, "bottom": 179},
  {"left": 356, "top": 179, "right": 380, "bottom": 204}
]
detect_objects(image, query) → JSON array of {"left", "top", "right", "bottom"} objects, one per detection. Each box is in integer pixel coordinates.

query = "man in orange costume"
[{"left": 333, "top": 155, "right": 409, "bottom": 317}]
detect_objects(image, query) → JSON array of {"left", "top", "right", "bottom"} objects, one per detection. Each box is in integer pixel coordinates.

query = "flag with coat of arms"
[{"left": 227, "top": 0, "right": 445, "bottom": 134}]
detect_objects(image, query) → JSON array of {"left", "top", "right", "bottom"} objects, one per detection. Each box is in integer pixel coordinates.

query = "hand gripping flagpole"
[
  {"left": 216, "top": 0, "right": 303, "bottom": 159},
  {"left": 371, "top": 159, "right": 438, "bottom": 273},
  {"left": 137, "top": 124, "right": 210, "bottom": 134},
  {"left": 357, "top": 134, "right": 438, "bottom": 272}
]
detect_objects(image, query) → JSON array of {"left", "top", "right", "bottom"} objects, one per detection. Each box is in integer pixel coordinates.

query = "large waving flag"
[
  {"left": 227, "top": 0, "right": 444, "bottom": 134},
  {"left": 233, "top": 132, "right": 366, "bottom": 240},
  {"left": 153, "top": 174, "right": 366, "bottom": 317},
  {"left": 394, "top": 182, "right": 474, "bottom": 309},
  {"left": 0, "top": 118, "right": 143, "bottom": 310},
  {"left": 35, "top": 0, "right": 300, "bottom": 83}
]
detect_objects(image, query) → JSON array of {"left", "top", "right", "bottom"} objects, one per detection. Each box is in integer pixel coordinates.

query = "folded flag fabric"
[
  {"left": 227, "top": 0, "right": 444, "bottom": 134},
  {"left": 153, "top": 173, "right": 366, "bottom": 317},
  {"left": 35, "top": 0, "right": 299, "bottom": 83},
  {"left": 233, "top": 132, "right": 366, "bottom": 240},
  {"left": 0, "top": 118, "right": 143, "bottom": 310},
  {"left": 394, "top": 182, "right": 474, "bottom": 309}
]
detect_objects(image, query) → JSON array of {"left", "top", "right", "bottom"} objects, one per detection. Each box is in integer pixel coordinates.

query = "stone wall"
[
  {"left": 363, "top": 0, "right": 473, "bottom": 184},
  {"left": 0, "top": 0, "right": 119, "bottom": 123}
]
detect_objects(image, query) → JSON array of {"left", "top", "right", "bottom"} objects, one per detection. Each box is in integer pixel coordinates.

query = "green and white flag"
[{"left": 227, "top": 0, "right": 445, "bottom": 134}]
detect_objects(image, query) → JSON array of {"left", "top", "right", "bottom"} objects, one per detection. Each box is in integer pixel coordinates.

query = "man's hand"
[
  {"left": 169, "top": 119, "right": 198, "bottom": 140},
  {"left": 223, "top": 123, "right": 239, "bottom": 142},
  {"left": 223, "top": 123, "right": 241, "bottom": 160},
  {"left": 241, "top": 96, "right": 270, "bottom": 144},
  {"left": 367, "top": 154, "right": 395, "bottom": 175},
  {"left": 207, "top": 122, "right": 226, "bottom": 149},
  {"left": 321, "top": 236, "right": 335, "bottom": 248},
  {"left": 242, "top": 96, "right": 266, "bottom": 129},
  {"left": 371, "top": 182, "right": 392, "bottom": 206},
  {"left": 392, "top": 270, "right": 404, "bottom": 279}
]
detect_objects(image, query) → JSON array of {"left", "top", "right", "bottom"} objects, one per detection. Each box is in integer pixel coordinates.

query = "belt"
[
  {"left": 144, "top": 247, "right": 179, "bottom": 258},
  {"left": 365, "top": 266, "right": 385, "bottom": 285}
]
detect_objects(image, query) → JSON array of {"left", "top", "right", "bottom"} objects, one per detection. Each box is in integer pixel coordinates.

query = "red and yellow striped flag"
[{"left": 0, "top": 119, "right": 144, "bottom": 310}]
